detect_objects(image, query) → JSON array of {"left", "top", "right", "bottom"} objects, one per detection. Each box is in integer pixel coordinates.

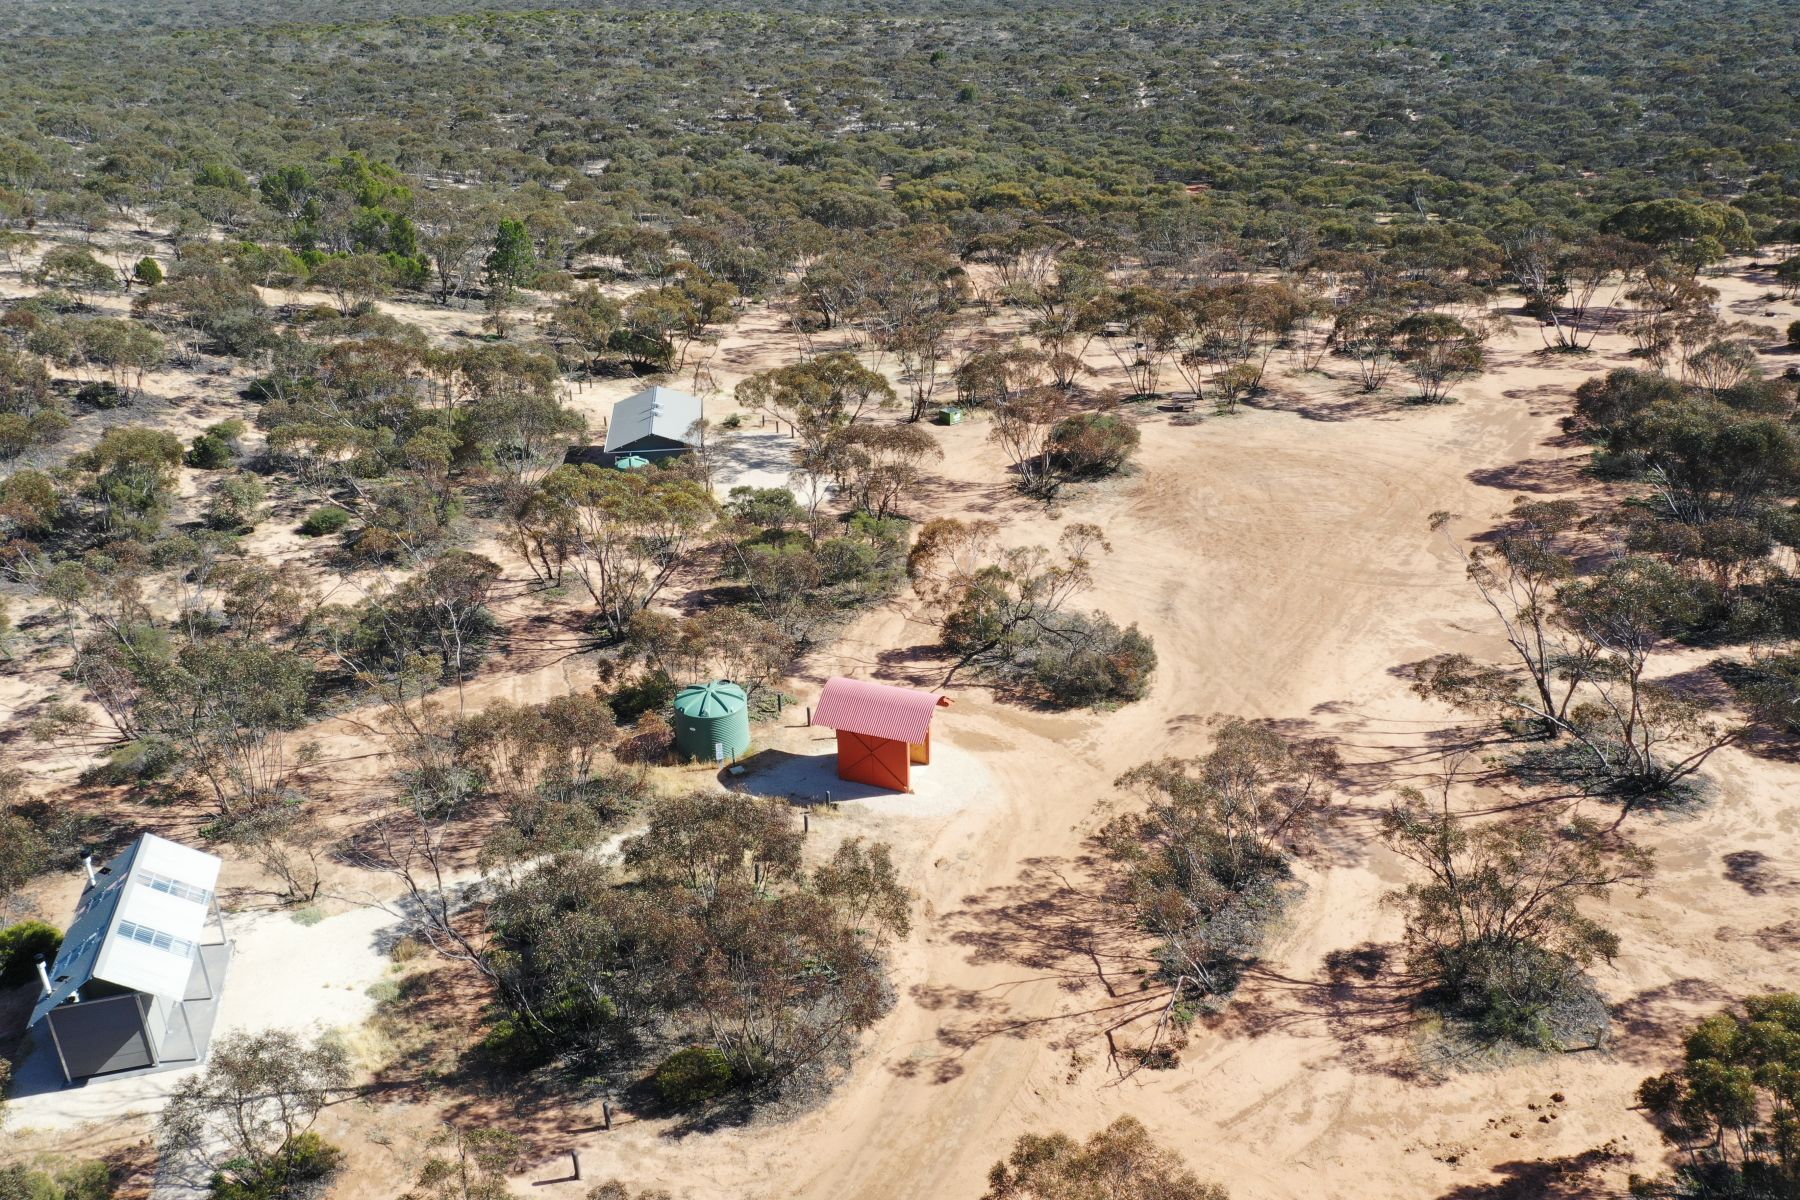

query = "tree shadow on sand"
[
  {"left": 1464, "top": 456, "right": 1589, "bottom": 496},
  {"left": 1605, "top": 976, "right": 1737, "bottom": 1067},
  {"left": 908, "top": 840, "right": 1435, "bottom": 1085},
  {"left": 902, "top": 849, "right": 1174, "bottom": 1083},
  {"left": 1243, "top": 382, "right": 1399, "bottom": 423},
  {"left": 1208, "top": 943, "right": 1429, "bottom": 1081},
  {"left": 1428, "top": 1145, "right": 1635, "bottom": 1199},
  {"left": 1720, "top": 848, "right": 1799, "bottom": 896}
]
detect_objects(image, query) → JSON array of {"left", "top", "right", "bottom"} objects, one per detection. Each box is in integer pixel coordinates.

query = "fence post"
[
  {"left": 571, "top": 1151, "right": 582, "bottom": 1180},
  {"left": 602, "top": 1102, "right": 612, "bottom": 1131},
  {"left": 802, "top": 811, "right": 809, "bottom": 835}
]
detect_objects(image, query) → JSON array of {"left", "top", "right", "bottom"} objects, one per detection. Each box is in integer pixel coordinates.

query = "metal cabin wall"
[
  {"left": 612, "top": 435, "right": 690, "bottom": 459},
  {"left": 48, "top": 994, "right": 153, "bottom": 1078}
]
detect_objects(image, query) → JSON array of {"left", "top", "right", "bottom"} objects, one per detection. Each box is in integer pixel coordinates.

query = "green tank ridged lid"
[{"left": 673, "top": 680, "right": 748, "bottom": 718}]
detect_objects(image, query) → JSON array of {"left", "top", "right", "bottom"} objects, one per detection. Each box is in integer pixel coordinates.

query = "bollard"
[
  {"left": 806, "top": 705, "right": 812, "bottom": 726},
  {"left": 571, "top": 1151, "right": 582, "bottom": 1181},
  {"left": 803, "top": 811, "right": 809, "bottom": 834},
  {"left": 603, "top": 1102, "right": 612, "bottom": 1131}
]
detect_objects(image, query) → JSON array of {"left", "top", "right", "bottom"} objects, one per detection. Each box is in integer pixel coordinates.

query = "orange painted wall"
[{"left": 834, "top": 729, "right": 912, "bottom": 791}]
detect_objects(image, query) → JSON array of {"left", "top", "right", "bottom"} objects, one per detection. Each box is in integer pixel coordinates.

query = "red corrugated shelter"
[{"left": 812, "top": 677, "right": 951, "bottom": 792}]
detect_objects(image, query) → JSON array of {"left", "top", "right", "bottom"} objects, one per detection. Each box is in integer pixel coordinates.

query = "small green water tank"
[{"left": 672, "top": 680, "right": 752, "bottom": 762}]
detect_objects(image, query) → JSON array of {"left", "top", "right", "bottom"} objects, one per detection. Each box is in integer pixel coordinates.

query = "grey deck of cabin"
[{"left": 9, "top": 941, "right": 232, "bottom": 1098}]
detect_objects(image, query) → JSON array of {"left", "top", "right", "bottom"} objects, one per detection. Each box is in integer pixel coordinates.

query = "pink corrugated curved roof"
[{"left": 813, "top": 676, "right": 950, "bottom": 744}]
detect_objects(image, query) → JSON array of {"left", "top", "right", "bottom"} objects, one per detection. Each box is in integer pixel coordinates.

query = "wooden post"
[
  {"left": 802, "top": 811, "right": 809, "bottom": 834},
  {"left": 806, "top": 705, "right": 812, "bottom": 726},
  {"left": 571, "top": 1151, "right": 582, "bottom": 1181},
  {"left": 602, "top": 1102, "right": 612, "bottom": 1131}
]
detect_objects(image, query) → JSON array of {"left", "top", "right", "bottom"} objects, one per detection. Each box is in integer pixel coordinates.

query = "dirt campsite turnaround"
[{"left": 3, "top": 256, "right": 1799, "bottom": 1200}]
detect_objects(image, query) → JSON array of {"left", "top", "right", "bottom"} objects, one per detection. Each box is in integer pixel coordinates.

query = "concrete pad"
[
  {"left": 727, "top": 734, "right": 1001, "bottom": 819},
  {"left": 5, "top": 904, "right": 400, "bottom": 1133},
  {"left": 713, "top": 424, "right": 798, "bottom": 495},
  {"left": 8, "top": 943, "right": 234, "bottom": 1103}
]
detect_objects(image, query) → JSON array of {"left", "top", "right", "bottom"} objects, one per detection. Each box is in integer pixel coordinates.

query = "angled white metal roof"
[
  {"left": 31, "top": 833, "right": 220, "bottom": 1025},
  {"left": 603, "top": 385, "right": 703, "bottom": 453}
]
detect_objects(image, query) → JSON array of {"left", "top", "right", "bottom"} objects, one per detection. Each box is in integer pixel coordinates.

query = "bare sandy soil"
[{"left": 3, "top": 252, "right": 1798, "bottom": 1200}]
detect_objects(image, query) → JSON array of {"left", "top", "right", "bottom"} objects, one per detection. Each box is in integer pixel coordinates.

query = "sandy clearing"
[{"left": 503, "top": 270, "right": 1800, "bottom": 1200}]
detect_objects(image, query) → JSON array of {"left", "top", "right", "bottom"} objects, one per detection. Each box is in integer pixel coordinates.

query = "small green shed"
[{"left": 672, "top": 681, "right": 752, "bottom": 762}]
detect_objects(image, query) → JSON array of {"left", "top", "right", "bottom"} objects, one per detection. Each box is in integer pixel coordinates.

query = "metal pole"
[
  {"left": 45, "top": 1012, "right": 73, "bottom": 1084},
  {"left": 194, "top": 944, "right": 214, "bottom": 1001},
  {"left": 176, "top": 1000, "right": 199, "bottom": 1063}
]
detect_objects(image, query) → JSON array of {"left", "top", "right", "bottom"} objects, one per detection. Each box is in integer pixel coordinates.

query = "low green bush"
[
  {"left": 0, "top": 920, "right": 63, "bottom": 987},
  {"left": 186, "top": 433, "right": 233, "bottom": 469},
  {"left": 0, "top": 1158, "right": 115, "bottom": 1200},
  {"left": 654, "top": 1045, "right": 735, "bottom": 1108},
  {"left": 75, "top": 381, "right": 127, "bottom": 410},
  {"left": 475, "top": 1016, "right": 551, "bottom": 1071},
  {"left": 1018, "top": 612, "right": 1158, "bottom": 709},
  {"left": 206, "top": 473, "right": 266, "bottom": 531},
  {"left": 83, "top": 736, "right": 180, "bottom": 784},
  {"left": 608, "top": 669, "right": 677, "bottom": 725},
  {"left": 298, "top": 506, "right": 351, "bottom": 536},
  {"left": 1048, "top": 411, "right": 1140, "bottom": 477},
  {"left": 210, "top": 1132, "right": 343, "bottom": 1200}
]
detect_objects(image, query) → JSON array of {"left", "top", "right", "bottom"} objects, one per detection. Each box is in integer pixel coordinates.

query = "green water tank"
[{"left": 671, "top": 680, "right": 752, "bottom": 762}]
